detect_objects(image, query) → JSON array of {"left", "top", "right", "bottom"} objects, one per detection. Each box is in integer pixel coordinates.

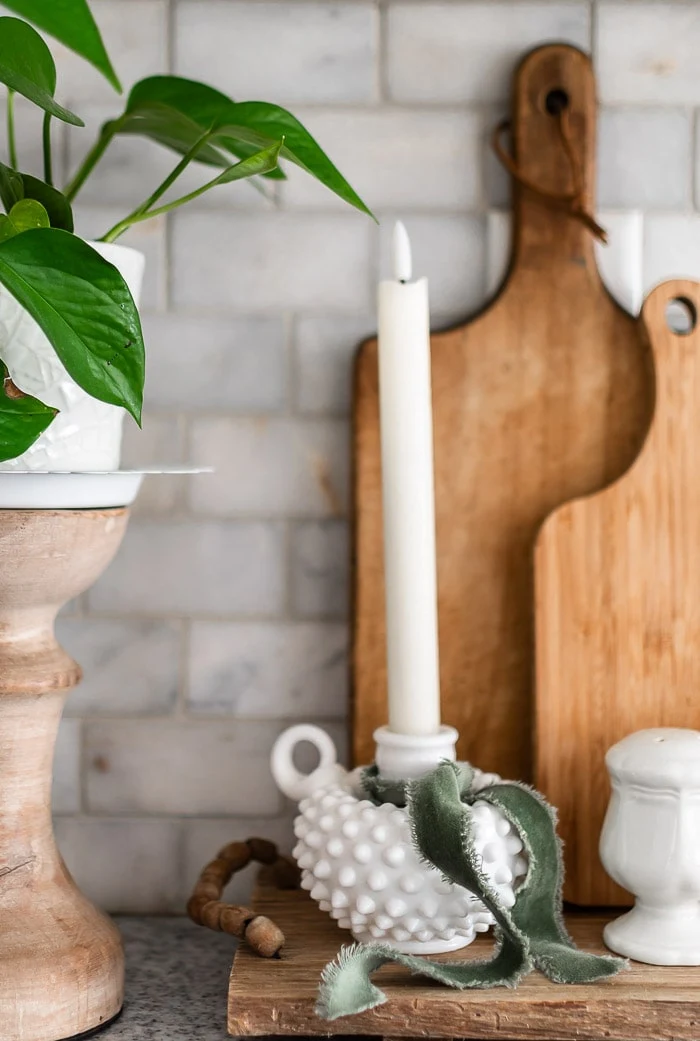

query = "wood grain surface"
[
  {"left": 228, "top": 871, "right": 700, "bottom": 1039},
  {"left": 351, "top": 44, "right": 653, "bottom": 778},
  {"left": 535, "top": 280, "right": 700, "bottom": 906},
  {"left": 0, "top": 509, "right": 129, "bottom": 1041}
]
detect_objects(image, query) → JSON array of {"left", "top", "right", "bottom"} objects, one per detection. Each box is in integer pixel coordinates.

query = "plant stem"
[
  {"left": 100, "top": 129, "right": 213, "bottom": 243},
  {"left": 42, "top": 113, "right": 53, "bottom": 186},
  {"left": 6, "top": 90, "right": 17, "bottom": 170},
  {"left": 64, "top": 118, "right": 122, "bottom": 202}
]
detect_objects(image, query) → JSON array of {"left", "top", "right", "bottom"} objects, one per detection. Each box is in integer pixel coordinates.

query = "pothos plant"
[{"left": 0, "top": 0, "right": 373, "bottom": 461}]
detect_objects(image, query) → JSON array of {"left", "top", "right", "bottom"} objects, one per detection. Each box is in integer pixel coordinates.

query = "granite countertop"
[
  {"left": 106, "top": 917, "right": 239, "bottom": 1040},
  {"left": 106, "top": 917, "right": 359, "bottom": 1040}
]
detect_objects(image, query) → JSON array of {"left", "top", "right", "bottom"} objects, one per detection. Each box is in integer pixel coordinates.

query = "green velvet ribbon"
[{"left": 316, "top": 760, "right": 625, "bottom": 1020}]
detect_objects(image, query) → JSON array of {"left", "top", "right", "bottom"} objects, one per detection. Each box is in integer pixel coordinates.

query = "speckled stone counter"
[
  {"left": 105, "top": 917, "right": 364, "bottom": 1040},
  {"left": 106, "top": 917, "right": 236, "bottom": 1040}
]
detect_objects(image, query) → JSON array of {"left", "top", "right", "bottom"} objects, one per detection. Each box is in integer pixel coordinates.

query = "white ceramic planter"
[
  {"left": 0, "top": 240, "right": 145, "bottom": 472},
  {"left": 271, "top": 724, "right": 528, "bottom": 955},
  {"left": 600, "top": 728, "right": 700, "bottom": 965}
]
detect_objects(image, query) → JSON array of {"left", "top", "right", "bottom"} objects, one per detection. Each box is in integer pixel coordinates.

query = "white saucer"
[{"left": 0, "top": 469, "right": 212, "bottom": 509}]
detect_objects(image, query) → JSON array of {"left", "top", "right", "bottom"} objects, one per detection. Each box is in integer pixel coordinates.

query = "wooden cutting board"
[
  {"left": 351, "top": 43, "right": 653, "bottom": 776},
  {"left": 535, "top": 280, "right": 700, "bottom": 907}
]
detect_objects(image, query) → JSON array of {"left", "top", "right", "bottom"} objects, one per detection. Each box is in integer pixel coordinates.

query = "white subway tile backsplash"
[
  {"left": 172, "top": 212, "right": 373, "bottom": 312},
  {"left": 597, "top": 4, "right": 700, "bottom": 105},
  {"left": 59, "top": 619, "right": 181, "bottom": 716},
  {"left": 85, "top": 720, "right": 283, "bottom": 815},
  {"left": 294, "top": 316, "right": 374, "bottom": 416},
  {"left": 174, "top": 2, "right": 378, "bottom": 104},
  {"left": 187, "top": 621, "right": 348, "bottom": 718},
  {"left": 280, "top": 109, "right": 482, "bottom": 211},
  {"left": 643, "top": 213, "right": 700, "bottom": 289},
  {"left": 291, "top": 521, "right": 349, "bottom": 619},
  {"left": 598, "top": 109, "right": 691, "bottom": 209},
  {"left": 55, "top": 818, "right": 182, "bottom": 913},
  {"left": 189, "top": 418, "right": 349, "bottom": 517},
  {"left": 141, "top": 314, "right": 288, "bottom": 413},
  {"left": 88, "top": 521, "right": 286, "bottom": 615},
  {"left": 387, "top": 3, "right": 590, "bottom": 103},
  {"left": 53, "top": 0, "right": 168, "bottom": 102}
]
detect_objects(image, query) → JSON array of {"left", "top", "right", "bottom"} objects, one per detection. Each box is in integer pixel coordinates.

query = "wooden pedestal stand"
[
  {"left": 0, "top": 508, "right": 129, "bottom": 1041},
  {"left": 228, "top": 872, "right": 700, "bottom": 1040}
]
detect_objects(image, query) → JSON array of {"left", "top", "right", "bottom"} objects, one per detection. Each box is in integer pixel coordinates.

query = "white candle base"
[{"left": 374, "top": 725, "right": 459, "bottom": 781}]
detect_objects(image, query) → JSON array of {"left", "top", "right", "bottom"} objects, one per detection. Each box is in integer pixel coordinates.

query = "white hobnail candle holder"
[{"left": 271, "top": 724, "right": 527, "bottom": 955}]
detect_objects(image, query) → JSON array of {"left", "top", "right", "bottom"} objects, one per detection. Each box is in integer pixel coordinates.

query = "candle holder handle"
[{"left": 271, "top": 724, "right": 348, "bottom": 801}]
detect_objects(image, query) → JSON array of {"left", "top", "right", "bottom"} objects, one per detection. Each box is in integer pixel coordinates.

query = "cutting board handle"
[
  {"left": 635, "top": 280, "right": 700, "bottom": 476},
  {"left": 508, "top": 44, "right": 598, "bottom": 273}
]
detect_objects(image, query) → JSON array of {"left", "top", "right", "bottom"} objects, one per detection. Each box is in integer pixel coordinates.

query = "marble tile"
[
  {"left": 598, "top": 109, "right": 691, "bottom": 209},
  {"left": 85, "top": 719, "right": 284, "bottom": 815},
  {"left": 189, "top": 417, "right": 349, "bottom": 517},
  {"left": 55, "top": 818, "right": 182, "bottom": 913},
  {"left": 187, "top": 621, "right": 348, "bottom": 718},
  {"left": 291, "top": 520, "right": 349, "bottom": 620},
  {"left": 172, "top": 212, "right": 373, "bottom": 312},
  {"left": 280, "top": 108, "right": 482, "bottom": 211},
  {"left": 294, "top": 315, "right": 374, "bottom": 416},
  {"left": 59, "top": 618, "right": 181, "bottom": 715},
  {"left": 88, "top": 521, "right": 286, "bottom": 616},
  {"left": 140, "top": 314, "right": 288, "bottom": 413},
  {"left": 597, "top": 3, "right": 700, "bottom": 105},
  {"left": 174, "top": 1, "right": 378, "bottom": 104},
  {"left": 387, "top": 2, "right": 590, "bottom": 102}
]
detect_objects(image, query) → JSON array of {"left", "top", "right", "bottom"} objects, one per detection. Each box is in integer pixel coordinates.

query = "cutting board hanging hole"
[
  {"left": 544, "top": 88, "right": 569, "bottom": 115},
  {"left": 665, "top": 296, "right": 697, "bottom": 335}
]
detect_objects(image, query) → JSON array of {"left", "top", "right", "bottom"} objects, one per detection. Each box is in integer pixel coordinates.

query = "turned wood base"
[{"left": 0, "top": 510, "right": 129, "bottom": 1041}]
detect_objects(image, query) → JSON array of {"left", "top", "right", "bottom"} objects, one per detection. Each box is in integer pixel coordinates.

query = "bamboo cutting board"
[
  {"left": 352, "top": 43, "right": 653, "bottom": 776},
  {"left": 536, "top": 280, "right": 700, "bottom": 907}
]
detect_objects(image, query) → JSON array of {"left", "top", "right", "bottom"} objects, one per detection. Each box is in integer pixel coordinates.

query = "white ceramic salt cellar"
[
  {"left": 271, "top": 724, "right": 528, "bottom": 954},
  {"left": 600, "top": 728, "right": 700, "bottom": 965}
]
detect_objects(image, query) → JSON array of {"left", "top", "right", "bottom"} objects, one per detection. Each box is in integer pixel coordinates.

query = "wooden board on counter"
[
  {"left": 535, "top": 279, "right": 700, "bottom": 906},
  {"left": 351, "top": 43, "right": 653, "bottom": 780},
  {"left": 228, "top": 871, "right": 700, "bottom": 1039}
]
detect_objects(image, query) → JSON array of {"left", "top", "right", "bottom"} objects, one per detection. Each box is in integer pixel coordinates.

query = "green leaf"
[
  {"left": 0, "top": 198, "right": 49, "bottom": 242},
  {"left": 0, "top": 162, "right": 23, "bottom": 211},
  {"left": 0, "top": 18, "right": 84, "bottom": 125},
  {"left": 154, "top": 139, "right": 284, "bottom": 210},
  {"left": 117, "top": 77, "right": 373, "bottom": 216},
  {"left": 0, "top": 364, "right": 56, "bottom": 461},
  {"left": 0, "top": 162, "right": 74, "bottom": 231},
  {"left": 0, "top": 229, "right": 144, "bottom": 421},
  {"left": 20, "top": 175, "right": 73, "bottom": 231},
  {"left": 0, "top": 0, "right": 120, "bottom": 92}
]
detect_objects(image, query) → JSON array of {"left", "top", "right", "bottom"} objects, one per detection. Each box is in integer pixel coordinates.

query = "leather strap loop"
[{"left": 492, "top": 110, "right": 607, "bottom": 245}]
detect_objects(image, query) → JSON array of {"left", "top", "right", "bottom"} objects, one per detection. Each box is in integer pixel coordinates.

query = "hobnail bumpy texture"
[{"left": 293, "top": 778, "right": 529, "bottom": 954}]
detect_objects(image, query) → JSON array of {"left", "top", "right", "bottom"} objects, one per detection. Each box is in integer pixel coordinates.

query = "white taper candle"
[{"left": 377, "top": 222, "right": 441, "bottom": 736}]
